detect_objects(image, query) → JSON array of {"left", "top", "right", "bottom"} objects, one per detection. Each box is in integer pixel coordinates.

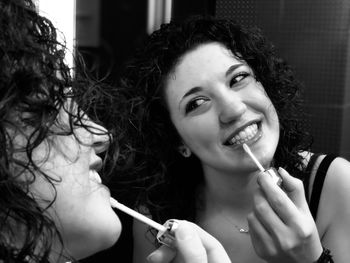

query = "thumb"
[
  {"left": 146, "top": 245, "right": 176, "bottom": 263},
  {"left": 174, "top": 221, "right": 208, "bottom": 263},
  {"left": 175, "top": 221, "right": 231, "bottom": 263}
]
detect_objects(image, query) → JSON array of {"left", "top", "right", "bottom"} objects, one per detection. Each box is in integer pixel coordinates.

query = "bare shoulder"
[
  {"left": 298, "top": 153, "right": 350, "bottom": 262},
  {"left": 132, "top": 207, "right": 157, "bottom": 263},
  {"left": 318, "top": 156, "right": 350, "bottom": 263},
  {"left": 323, "top": 156, "right": 350, "bottom": 209},
  {"left": 323, "top": 156, "right": 350, "bottom": 191},
  {"left": 317, "top": 155, "right": 350, "bottom": 229}
]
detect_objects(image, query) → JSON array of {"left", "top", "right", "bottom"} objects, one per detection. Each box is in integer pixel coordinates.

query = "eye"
[
  {"left": 229, "top": 72, "right": 251, "bottom": 87},
  {"left": 185, "top": 97, "right": 208, "bottom": 113}
]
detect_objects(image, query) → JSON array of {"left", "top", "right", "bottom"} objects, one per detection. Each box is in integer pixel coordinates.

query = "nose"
[{"left": 218, "top": 92, "right": 247, "bottom": 124}]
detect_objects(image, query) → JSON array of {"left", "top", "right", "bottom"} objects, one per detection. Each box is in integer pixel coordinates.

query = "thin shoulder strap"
[
  {"left": 303, "top": 153, "right": 321, "bottom": 201},
  {"left": 309, "top": 154, "right": 337, "bottom": 220}
]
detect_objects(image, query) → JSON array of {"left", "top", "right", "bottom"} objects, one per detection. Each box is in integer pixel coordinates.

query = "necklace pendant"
[{"left": 239, "top": 228, "right": 249, "bottom": 233}]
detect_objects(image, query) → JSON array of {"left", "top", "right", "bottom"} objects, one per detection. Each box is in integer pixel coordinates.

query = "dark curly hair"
[
  {"left": 0, "top": 0, "right": 126, "bottom": 261},
  {"left": 120, "top": 15, "right": 312, "bottom": 229}
]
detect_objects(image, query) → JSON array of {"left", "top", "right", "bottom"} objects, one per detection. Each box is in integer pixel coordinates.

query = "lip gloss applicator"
[
  {"left": 242, "top": 143, "right": 283, "bottom": 186},
  {"left": 110, "top": 197, "right": 166, "bottom": 232},
  {"left": 110, "top": 197, "right": 176, "bottom": 246}
]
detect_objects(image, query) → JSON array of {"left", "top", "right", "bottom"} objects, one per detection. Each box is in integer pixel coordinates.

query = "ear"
[{"left": 178, "top": 145, "right": 191, "bottom": 158}]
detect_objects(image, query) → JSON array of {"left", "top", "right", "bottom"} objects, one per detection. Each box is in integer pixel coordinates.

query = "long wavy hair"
[
  {"left": 0, "top": 0, "right": 126, "bottom": 261},
  {"left": 120, "top": 15, "right": 312, "bottom": 228}
]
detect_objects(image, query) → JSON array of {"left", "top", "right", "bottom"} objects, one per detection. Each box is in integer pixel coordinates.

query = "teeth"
[
  {"left": 89, "top": 170, "right": 102, "bottom": 184},
  {"left": 228, "top": 123, "right": 258, "bottom": 146}
]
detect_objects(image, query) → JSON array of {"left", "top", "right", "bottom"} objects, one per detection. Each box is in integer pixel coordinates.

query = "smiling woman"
[
  {"left": 164, "top": 42, "right": 279, "bottom": 172},
  {"left": 119, "top": 15, "right": 350, "bottom": 263}
]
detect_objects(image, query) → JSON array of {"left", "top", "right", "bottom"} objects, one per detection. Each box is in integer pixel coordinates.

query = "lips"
[{"left": 224, "top": 122, "right": 261, "bottom": 146}]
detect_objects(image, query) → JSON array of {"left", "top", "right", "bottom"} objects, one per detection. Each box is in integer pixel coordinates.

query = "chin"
[
  {"left": 71, "top": 211, "right": 122, "bottom": 260},
  {"left": 260, "top": 145, "right": 278, "bottom": 167},
  {"left": 98, "top": 211, "right": 122, "bottom": 248}
]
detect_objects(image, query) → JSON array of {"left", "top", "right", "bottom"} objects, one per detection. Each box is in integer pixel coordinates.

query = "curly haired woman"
[
  {"left": 119, "top": 15, "right": 350, "bottom": 263},
  {"left": 0, "top": 0, "right": 124, "bottom": 261}
]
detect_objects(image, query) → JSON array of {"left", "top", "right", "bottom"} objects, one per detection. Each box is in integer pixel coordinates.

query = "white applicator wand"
[
  {"left": 242, "top": 143, "right": 265, "bottom": 172},
  {"left": 110, "top": 197, "right": 176, "bottom": 247},
  {"left": 110, "top": 197, "right": 167, "bottom": 232},
  {"left": 242, "top": 143, "right": 282, "bottom": 186}
]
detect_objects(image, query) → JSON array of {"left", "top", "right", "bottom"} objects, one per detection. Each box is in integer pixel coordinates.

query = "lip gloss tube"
[
  {"left": 264, "top": 167, "right": 283, "bottom": 187},
  {"left": 156, "top": 219, "right": 178, "bottom": 247},
  {"left": 110, "top": 197, "right": 176, "bottom": 247},
  {"left": 242, "top": 143, "right": 283, "bottom": 187}
]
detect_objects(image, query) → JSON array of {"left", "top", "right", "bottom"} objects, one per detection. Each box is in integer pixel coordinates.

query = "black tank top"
[{"left": 303, "top": 154, "right": 337, "bottom": 220}]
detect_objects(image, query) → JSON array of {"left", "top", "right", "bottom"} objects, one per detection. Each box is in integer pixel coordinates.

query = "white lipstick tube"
[
  {"left": 264, "top": 167, "right": 283, "bottom": 187},
  {"left": 156, "top": 219, "right": 178, "bottom": 247}
]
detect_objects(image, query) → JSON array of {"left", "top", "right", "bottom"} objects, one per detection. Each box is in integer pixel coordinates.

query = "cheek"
[
  {"left": 175, "top": 117, "right": 217, "bottom": 151},
  {"left": 263, "top": 96, "right": 280, "bottom": 133},
  {"left": 267, "top": 103, "right": 279, "bottom": 123},
  {"left": 263, "top": 101, "right": 280, "bottom": 143},
  {"left": 253, "top": 85, "right": 279, "bottom": 123},
  {"left": 28, "top": 173, "right": 57, "bottom": 206},
  {"left": 29, "top": 166, "right": 92, "bottom": 215},
  {"left": 32, "top": 145, "right": 91, "bottom": 198}
]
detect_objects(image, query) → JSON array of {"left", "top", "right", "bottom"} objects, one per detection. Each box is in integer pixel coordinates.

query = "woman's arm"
[{"left": 318, "top": 157, "right": 350, "bottom": 263}]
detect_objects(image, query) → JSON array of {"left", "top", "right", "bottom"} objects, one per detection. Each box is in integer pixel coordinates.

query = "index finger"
[{"left": 257, "top": 171, "right": 300, "bottom": 224}]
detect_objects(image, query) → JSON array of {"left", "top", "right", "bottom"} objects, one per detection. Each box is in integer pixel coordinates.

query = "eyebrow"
[
  {"left": 181, "top": 86, "right": 203, "bottom": 101},
  {"left": 225, "top": 63, "right": 244, "bottom": 77}
]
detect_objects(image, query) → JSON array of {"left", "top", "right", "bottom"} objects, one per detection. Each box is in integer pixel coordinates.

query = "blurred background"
[{"left": 39, "top": 0, "right": 350, "bottom": 261}]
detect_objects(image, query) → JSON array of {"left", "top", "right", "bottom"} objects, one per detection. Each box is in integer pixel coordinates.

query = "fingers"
[
  {"left": 184, "top": 222, "right": 231, "bottom": 263},
  {"left": 278, "top": 167, "right": 308, "bottom": 208},
  {"left": 253, "top": 189, "right": 288, "bottom": 238},
  {"left": 147, "top": 245, "right": 176, "bottom": 263},
  {"left": 247, "top": 212, "right": 277, "bottom": 259},
  {"left": 252, "top": 167, "right": 322, "bottom": 261},
  {"left": 149, "top": 220, "right": 231, "bottom": 263},
  {"left": 173, "top": 221, "right": 208, "bottom": 263},
  {"left": 257, "top": 168, "right": 306, "bottom": 223}
]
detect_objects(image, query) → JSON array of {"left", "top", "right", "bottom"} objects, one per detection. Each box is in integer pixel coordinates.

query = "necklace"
[
  {"left": 233, "top": 225, "right": 249, "bottom": 234},
  {"left": 204, "top": 192, "right": 250, "bottom": 234},
  {"left": 219, "top": 212, "right": 250, "bottom": 234}
]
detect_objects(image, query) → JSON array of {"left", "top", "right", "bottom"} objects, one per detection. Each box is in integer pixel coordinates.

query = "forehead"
[
  {"left": 165, "top": 42, "right": 242, "bottom": 99},
  {"left": 174, "top": 42, "right": 237, "bottom": 73}
]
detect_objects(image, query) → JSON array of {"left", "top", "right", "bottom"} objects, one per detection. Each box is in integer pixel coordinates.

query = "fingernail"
[
  {"left": 278, "top": 167, "right": 286, "bottom": 174},
  {"left": 176, "top": 225, "right": 194, "bottom": 241},
  {"left": 146, "top": 251, "right": 157, "bottom": 262}
]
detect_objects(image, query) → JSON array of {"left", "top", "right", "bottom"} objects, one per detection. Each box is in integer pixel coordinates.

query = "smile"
[{"left": 224, "top": 122, "right": 260, "bottom": 146}]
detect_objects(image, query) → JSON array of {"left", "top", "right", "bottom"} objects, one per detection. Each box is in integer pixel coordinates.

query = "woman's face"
[
  {"left": 164, "top": 42, "right": 280, "bottom": 175},
  {"left": 13, "top": 100, "right": 121, "bottom": 260}
]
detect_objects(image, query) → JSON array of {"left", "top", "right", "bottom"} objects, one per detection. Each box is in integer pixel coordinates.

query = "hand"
[
  {"left": 247, "top": 167, "right": 323, "bottom": 263},
  {"left": 146, "top": 220, "right": 231, "bottom": 263}
]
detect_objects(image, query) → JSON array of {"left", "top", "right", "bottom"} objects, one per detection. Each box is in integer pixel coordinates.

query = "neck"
[{"left": 201, "top": 165, "right": 260, "bottom": 213}]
